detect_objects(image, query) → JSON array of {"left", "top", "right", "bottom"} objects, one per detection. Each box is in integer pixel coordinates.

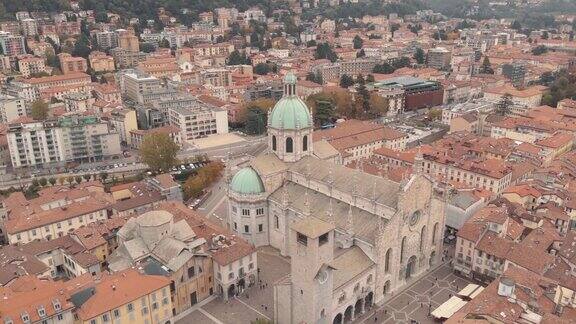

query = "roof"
[
  {"left": 0, "top": 246, "right": 48, "bottom": 286},
  {"left": 0, "top": 276, "right": 75, "bottom": 324},
  {"left": 74, "top": 269, "right": 170, "bottom": 320},
  {"left": 330, "top": 246, "right": 375, "bottom": 290},
  {"left": 230, "top": 167, "right": 265, "bottom": 195},
  {"left": 269, "top": 96, "right": 312, "bottom": 130},
  {"left": 291, "top": 217, "right": 334, "bottom": 239}
]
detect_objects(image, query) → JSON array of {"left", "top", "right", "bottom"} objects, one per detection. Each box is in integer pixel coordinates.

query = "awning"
[{"left": 431, "top": 296, "right": 467, "bottom": 319}]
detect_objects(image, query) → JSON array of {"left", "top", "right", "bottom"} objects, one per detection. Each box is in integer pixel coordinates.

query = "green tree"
[
  {"left": 48, "top": 177, "right": 56, "bottom": 186},
  {"left": 306, "top": 40, "right": 316, "bottom": 47},
  {"left": 314, "top": 42, "right": 338, "bottom": 62},
  {"left": 159, "top": 38, "right": 170, "bottom": 48},
  {"left": 356, "top": 49, "right": 366, "bottom": 58},
  {"left": 373, "top": 63, "right": 394, "bottom": 74},
  {"left": 428, "top": 108, "right": 442, "bottom": 120},
  {"left": 532, "top": 45, "right": 548, "bottom": 55},
  {"left": 244, "top": 107, "right": 268, "bottom": 135},
  {"left": 72, "top": 34, "right": 91, "bottom": 58},
  {"left": 496, "top": 93, "right": 513, "bottom": 116},
  {"left": 339, "top": 74, "right": 354, "bottom": 88},
  {"left": 511, "top": 20, "right": 522, "bottom": 31},
  {"left": 83, "top": 174, "right": 92, "bottom": 181},
  {"left": 38, "top": 178, "right": 48, "bottom": 187},
  {"left": 480, "top": 57, "right": 494, "bottom": 74},
  {"left": 31, "top": 99, "right": 49, "bottom": 120},
  {"left": 99, "top": 172, "right": 108, "bottom": 182},
  {"left": 74, "top": 176, "right": 82, "bottom": 184},
  {"left": 353, "top": 35, "right": 363, "bottom": 49},
  {"left": 254, "top": 63, "right": 272, "bottom": 75},
  {"left": 314, "top": 100, "right": 335, "bottom": 126},
  {"left": 140, "top": 133, "right": 180, "bottom": 172},
  {"left": 140, "top": 42, "right": 156, "bottom": 53},
  {"left": 414, "top": 48, "right": 425, "bottom": 65},
  {"left": 227, "top": 50, "right": 251, "bottom": 65}
]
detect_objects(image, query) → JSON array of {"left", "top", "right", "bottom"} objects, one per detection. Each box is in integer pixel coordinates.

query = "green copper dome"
[
  {"left": 269, "top": 97, "right": 312, "bottom": 129},
  {"left": 230, "top": 167, "right": 265, "bottom": 194}
]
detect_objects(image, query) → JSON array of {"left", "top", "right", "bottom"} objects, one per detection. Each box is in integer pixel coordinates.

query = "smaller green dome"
[
  {"left": 284, "top": 72, "right": 297, "bottom": 84},
  {"left": 230, "top": 167, "right": 265, "bottom": 194}
]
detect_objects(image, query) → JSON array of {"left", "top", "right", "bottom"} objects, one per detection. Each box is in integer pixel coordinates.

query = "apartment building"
[
  {"left": 168, "top": 104, "right": 228, "bottom": 141},
  {"left": 427, "top": 47, "right": 452, "bottom": 70},
  {"left": 17, "top": 55, "right": 48, "bottom": 77},
  {"left": 58, "top": 53, "right": 88, "bottom": 75},
  {"left": 88, "top": 51, "right": 115, "bottom": 72},
  {"left": 313, "top": 119, "right": 408, "bottom": 164},
  {"left": 105, "top": 108, "right": 138, "bottom": 145},
  {"left": 111, "top": 47, "right": 148, "bottom": 69},
  {"left": 73, "top": 269, "right": 173, "bottom": 324},
  {"left": 25, "top": 72, "right": 91, "bottom": 91},
  {"left": 129, "top": 126, "right": 182, "bottom": 149},
  {"left": 0, "top": 94, "right": 26, "bottom": 123},
  {"left": 421, "top": 150, "right": 512, "bottom": 194},
  {"left": 7, "top": 115, "right": 121, "bottom": 168},
  {"left": 118, "top": 31, "right": 140, "bottom": 52},
  {"left": 5, "top": 81, "right": 40, "bottom": 102},
  {"left": 121, "top": 71, "right": 163, "bottom": 104},
  {"left": 484, "top": 84, "right": 547, "bottom": 108},
  {"left": 137, "top": 57, "right": 180, "bottom": 78},
  {"left": 0, "top": 31, "right": 26, "bottom": 56},
  {"left": 95, "top": 30, "right": 119, "bottom": 50}
]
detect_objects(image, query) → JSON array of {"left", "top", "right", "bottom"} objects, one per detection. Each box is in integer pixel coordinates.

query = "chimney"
[{"left": 112, "top": 285, "right": 116, "bottom": 291}]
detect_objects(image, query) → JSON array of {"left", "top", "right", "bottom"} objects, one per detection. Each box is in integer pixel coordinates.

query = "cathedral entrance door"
[{"left": 406, "top": 256, "right": 417, "bottom": 280}]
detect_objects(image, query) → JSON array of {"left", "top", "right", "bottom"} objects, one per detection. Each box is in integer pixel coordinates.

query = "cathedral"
[{"left": 226, "top": 73, "right": 446, "bottom": 324}]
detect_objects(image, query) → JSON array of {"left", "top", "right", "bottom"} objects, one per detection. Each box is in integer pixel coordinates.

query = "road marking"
[
  {"left": 198, "top": 308, "right": 225, "bottom": 324},
  {"left": 235, "top": 297, "right": 271, "bottom": 320}
]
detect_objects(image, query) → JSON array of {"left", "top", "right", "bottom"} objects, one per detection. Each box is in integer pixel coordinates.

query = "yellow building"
[{"left": 75, "top": 269, "right": 173, "bottom": 324}]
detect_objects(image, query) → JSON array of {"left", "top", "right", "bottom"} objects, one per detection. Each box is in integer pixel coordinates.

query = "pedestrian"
[
  {"left": 384, "top": 309, "right": 387, "bottom": 315},
  {"left": 420, "top": 303, "right": 423, "bottom": 308},
  {"left": 265, "top": 306, "right": 268, "bottom": 311},
  {"left": 374, "top": 316, "right": 378, "bottom": 322}
]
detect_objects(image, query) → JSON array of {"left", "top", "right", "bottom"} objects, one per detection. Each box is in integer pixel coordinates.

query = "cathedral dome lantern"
[
  {"left": 230, "top": 167, "right": 265, "bottom": 195},
  {"left": 268, "top": 72, "right": 314, "bottom": 162}
]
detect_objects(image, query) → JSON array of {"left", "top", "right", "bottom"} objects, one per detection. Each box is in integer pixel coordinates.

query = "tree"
[
  {"left": 353, "top": 35, "right": 363, "bottom": 49},
  {"left": 159, "top": 38, "right": 170, "bottom": 48},
  {"left": 306, "top": 40, "right": 317, "bottom": 47},
  {"left": 356, "top": 49, "right": 366, "bottom": 58},
  {"left": 74, "top": 176, "right": 82, "bottom": 184},
  {"left": 480, "top": 57, "right": 494, "bottom": 74},
  {"left": 254, "top": 63, "right": 272, "bottom": 75},
  {"left": 314, "top": 42, "right": 338, "bottom": 62},
  {"left": 428, "top": 108, "right": 442, "bottom": 120},
  {"left": 99, "top": 172, "right": 108, "bottom": 182},
  {"left": 140, "top": 42, "right": 156, "bottom": 53},
  {"left": 83, "top": 174, "right": 92, "bottom": 181},
  {"left": 38, "top": 178, "right": 48, "bottom": 187},
  {"left": 373, "top": 63, "right": 394, "bottom": 74},
  {"left": 140, "top": 133, "right": 180, "bottom": 172},
  {"left": 511, "top": 20, "right": 522, "bottom": 31},
  {"left": 48, "top": 177, "right": 56, "bottom": 186},
  {"left": 313, "top": 100, "right": 335, "bottom": 126},
  {"left": 532, "top": 45, "right": 548, "bottom": 55},
  {"left": 366, "top": 74, "right": 375, "bottom": 83},
  {"left": 339, "top": 74, "right": 354, "bottom": 88},
  {"left": 72, "top": 34, "right": 91, "bottom": 58},
  {"left": 496, "top": 93, "right": 513, "bottom": 116},
  {"left": 31, "top": 99, "right": 49, "bottom": 120},
  {"left": 541, "top": 31, "right": 549, "bottom": 39},
  {"left": 368, "top": 94, "right": 389, "bottom": 117},
  {"left": 227, "top": 50, "right": 251, "bottom": 65},
  {"left": 414, "top": 48, "right": 425, "bottom": 65},
  {"left": 183, "top": 161, "right": 224, "bottom": 199}
]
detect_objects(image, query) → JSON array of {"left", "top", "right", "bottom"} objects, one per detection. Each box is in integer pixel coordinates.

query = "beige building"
[
  {"left": 118, "top": 30, "right": 140, "bottom": 52},
  {"left": 168, "top": 105, "right": 229, "bottom": 141},
  {"left": 0, "top": 94, "right": 26, "bottom": 123},
  {"left": 58, "top": 53, "right": 88, "bottom": 75},
  {"left": 17, "top": 55, "right": 48, "bottom": 77},
  {"left": 89, "top": 51, "right": 115, "bottom": 72}
]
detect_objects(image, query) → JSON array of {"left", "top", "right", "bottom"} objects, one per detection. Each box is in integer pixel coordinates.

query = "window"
[
  {"left": 163, "top": 297, "right": 169, "bottom": 305},
  {"left": 152, "top": 302, "right": 158, "bottom": 310},
  {"left": 274, "top": 215, "right": 279, "bottom": 229},
  {"left": 244, "top": 225, "right": 250, "bottom": 233},
  {"left": 90, "top": 320, "right": 96, "bottom": 324},
  {"left": 141, "top": 307, "right": 148, "bottom": 315},
  {"left": 319, "top": 233, "right": 329, "bottom": 246},
  {"left": 297, "top": 233, "right": 307, "bottom": 246},
  {"left": 272, "top": 135, "right": 277, "bottom": 151},
  {"left": 242, "top": 209, "right": 250, "bottom": 216},
  {"left": 127, "top": 303, "right": 134, "bottom": 312},
  {"left": 258, "top": 224, "right": 263, "bottom": 232},
  {"left": 233, "top": 222, "right": 237, "bottom": 230},
  {"left": 188, "top": 266, "right": 195, "bottom": 278},
  {"left": 286, "top": 137, "right": 293, "bottom": 153},
  {"left": 21, "top": 313, "right": 29, "bottom": 323},
  {"left": 102, "top": 314, "right": 109, "bottom": 322},
  {"left": 37, "top": 307, "right": 45, "bottom": 317},
  {"left": 385, "top": 248, "right": 392, "bottom": 273},
  {"left": 303, "top": 135, "right": 308, "bottom": 151},
  {"left": 57, "top": 314, "right": 63, "bottom": 321},
  {"left": 256, "top": 208, "right": 264, "bottom": 215},
  {"left": 400, "top": 236, "right": 406, "bottom": 263},
  {"left": 113, "top": 309, "right": 120, "bottom": 318}
]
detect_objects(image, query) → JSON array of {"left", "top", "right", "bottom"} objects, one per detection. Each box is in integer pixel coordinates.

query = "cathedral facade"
[{"left": 227, "top": 74, "right": 446, "bottom": 324}]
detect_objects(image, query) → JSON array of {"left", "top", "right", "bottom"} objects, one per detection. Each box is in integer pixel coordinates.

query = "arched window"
[
  {"left": 432, "top": 223, "right": 439, "bottom": 245},
  {"left": 400, "top": 236, "right": 406, "bottom": 263},
  {"left": 303, "top": 135, "right": 308, "bottom": 151},
  {"left": 272, "top": 135, "right": 277, "bottom": 151},
  {"left": 385, "top": 248, "right": 392, "bottom": 273},
  {"left": 286, "top": 137, "right": 293, "bottom": 153},
  {"left": 420, "top": 226, "right": 427, "bottom": 252}
]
